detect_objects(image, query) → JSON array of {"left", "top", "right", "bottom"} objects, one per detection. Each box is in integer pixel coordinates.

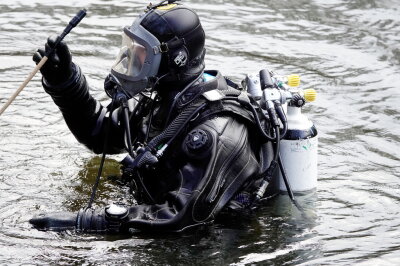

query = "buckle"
[
  {"left": 159, "top": 43, "right": 169, "bottom": 53},
  {"left": 153, "top": 43, "right": 169, "bottom": 54}
]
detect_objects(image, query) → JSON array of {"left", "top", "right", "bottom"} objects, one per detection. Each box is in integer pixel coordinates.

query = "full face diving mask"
[{"left": 111, "top": 13, "right": 162, "bottom": 97}]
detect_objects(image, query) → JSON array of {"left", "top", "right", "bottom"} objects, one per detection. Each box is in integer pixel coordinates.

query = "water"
[{"left": 0, "top": 0, "right": 399, "bottom": 264}]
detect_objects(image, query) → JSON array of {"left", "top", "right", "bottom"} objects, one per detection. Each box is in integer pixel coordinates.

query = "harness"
[{"left": 122, "top": 79, "right": 269, "bottom": 173}]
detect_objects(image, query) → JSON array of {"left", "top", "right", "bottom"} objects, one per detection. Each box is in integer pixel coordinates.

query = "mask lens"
[{"left": 112, "top": 33, "right": 147, "bottom": 77}]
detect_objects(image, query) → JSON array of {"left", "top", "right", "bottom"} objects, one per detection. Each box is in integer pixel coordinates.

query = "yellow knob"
[
  {"left": 287, "top": 74, "right": 300, "bottom": 87},
  {"left": 303, "top": 89, "right": 317, "bottom": 102}
]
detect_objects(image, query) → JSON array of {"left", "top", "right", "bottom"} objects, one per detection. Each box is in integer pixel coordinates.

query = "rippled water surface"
[{"left": 1, "top": 0, "right": 399, "bottom": 265}]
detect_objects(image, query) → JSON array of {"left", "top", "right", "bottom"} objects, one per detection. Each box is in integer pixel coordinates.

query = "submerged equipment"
[{"left": 0, "top": 9, "right": 87, "bottom": 116}]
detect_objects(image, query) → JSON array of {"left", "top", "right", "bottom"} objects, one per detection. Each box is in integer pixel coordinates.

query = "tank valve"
[{"left": 290, "top": 94, "right": 305, "bottom": 107}]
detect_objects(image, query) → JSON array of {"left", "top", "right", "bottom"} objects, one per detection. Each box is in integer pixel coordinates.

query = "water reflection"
[
  {"left": 57, "top": 153, "right": 320, "bottom": 265},
  {"left": 62, "top": 157, "right": 135, "bottom": 211},
  {"left": 87, "top": 192, "right": 319, "bottom": 265},
  {"left": 135, "top": 193, "right": 319, "bottom": 265}
]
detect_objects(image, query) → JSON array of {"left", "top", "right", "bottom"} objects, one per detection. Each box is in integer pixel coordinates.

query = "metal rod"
[
  {"left": 0, "top": 9, "right": 86, "bottom": 117},
  {"left": 0, "top": 57, "right": 48, "bottom": 116}
]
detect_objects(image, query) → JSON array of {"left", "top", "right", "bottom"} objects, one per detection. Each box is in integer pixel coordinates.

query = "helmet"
[{"left": 111, "top": 2, "right": 206, "bottom": 97}]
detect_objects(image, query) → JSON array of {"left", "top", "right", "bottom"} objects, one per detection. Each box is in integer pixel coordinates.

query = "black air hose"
[
  {"left": 147, "top": 99, "right": 207, "bottom": 150},
  {"left": 129, "top": 99, "right": 207, "bottom": 170},
  {"left": 223, "top": 96, "right": 276, "bottom": 141}
]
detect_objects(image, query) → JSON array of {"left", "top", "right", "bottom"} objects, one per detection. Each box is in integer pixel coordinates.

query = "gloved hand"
[
  {"left": 32, "top": 36, "right": 74, "bottom": 85},
  {"left": 29, "top": 211, "right": 78, "bottom": 231},
  {"left": 29, "top": 206, "right": 126, "bottom": 233}
]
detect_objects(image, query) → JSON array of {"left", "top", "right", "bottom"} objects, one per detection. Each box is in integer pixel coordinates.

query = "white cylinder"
[{"left": 279, "top": 106, "right": 318, "bottom": 192}]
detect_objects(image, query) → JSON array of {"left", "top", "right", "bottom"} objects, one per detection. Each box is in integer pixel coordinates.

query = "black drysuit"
[{"left": 41, "top": 65, "right": 273, "bottom": 233}]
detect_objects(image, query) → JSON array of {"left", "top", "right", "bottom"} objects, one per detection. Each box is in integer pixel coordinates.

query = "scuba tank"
[
  {"left": 244, "top": 70, "right": 318, "bottom": 193},
  {"left": 278, "top": 90, "right": 318, "bottom": 192}
]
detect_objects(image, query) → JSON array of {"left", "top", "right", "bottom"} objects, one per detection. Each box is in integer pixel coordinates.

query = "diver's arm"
[
  {"left": 42, "top": 63, "right": 128, "bottom": 154},
  {"left": 33, "top": 38, "right": 132, "bottom": 154}
]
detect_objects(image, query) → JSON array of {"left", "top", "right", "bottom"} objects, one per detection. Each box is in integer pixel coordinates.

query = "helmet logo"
[{"left": 174, "top": 51, "right": 187, "bottom": 67}]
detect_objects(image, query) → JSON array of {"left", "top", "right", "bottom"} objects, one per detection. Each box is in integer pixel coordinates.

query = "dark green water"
[{"left": 0, "top": 0, "right": 399, "bottom": 265}]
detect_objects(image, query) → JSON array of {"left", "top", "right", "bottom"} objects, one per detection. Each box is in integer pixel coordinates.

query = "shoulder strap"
[
  {"left": 224, "top": 77, "right": 241, "bottom": 90},
  {"left": 190, "top": 89, "right": 258, "bottom": 128}
]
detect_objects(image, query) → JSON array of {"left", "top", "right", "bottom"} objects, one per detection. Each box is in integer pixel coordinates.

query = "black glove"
[
  {"left": 29, "top": 211, "right": 78, "bottom": 231},
  {"left": 32, "top": 36, "right": 74, "bottom": 85},
  {"left": 29, "top": 205, "right": 128, "bottom": 233}
]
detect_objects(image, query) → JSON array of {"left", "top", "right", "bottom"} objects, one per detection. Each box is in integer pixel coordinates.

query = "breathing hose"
[
  {"left": 87, "top": 95, "right": 116, "bottom": 209},
  {"left": 130, "top": 99, "right": 208, "bottom": 170},
  {"left": 223, "top": 96, "right": 277, "bottom": 141},
  {"left": 253, "top": 125, "right": 280, "bottom": 202},
  {"left": 118, "top": 93, "right": 134, "bottom": 158}
]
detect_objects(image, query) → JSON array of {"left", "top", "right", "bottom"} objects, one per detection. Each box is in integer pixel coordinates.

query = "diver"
[{"left": 29, "top": 1, "right": 276, "bottom": 233}]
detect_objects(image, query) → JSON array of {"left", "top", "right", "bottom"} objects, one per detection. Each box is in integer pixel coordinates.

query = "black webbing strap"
[{"left": 224, "top": 77, "right": 241, "bottom": 90}]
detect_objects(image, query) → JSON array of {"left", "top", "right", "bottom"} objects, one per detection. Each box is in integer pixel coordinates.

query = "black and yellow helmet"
[{"left": 111, "top": 1, "right": 205, "bottom": 96}]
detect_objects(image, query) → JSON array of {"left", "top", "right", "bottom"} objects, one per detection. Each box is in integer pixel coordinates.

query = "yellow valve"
[
  {"left": 287, "top": 74, "right": 300, "bottom": 87},
  {"left": 303, "top": 89, "right": 317, "bottom": 102}
]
